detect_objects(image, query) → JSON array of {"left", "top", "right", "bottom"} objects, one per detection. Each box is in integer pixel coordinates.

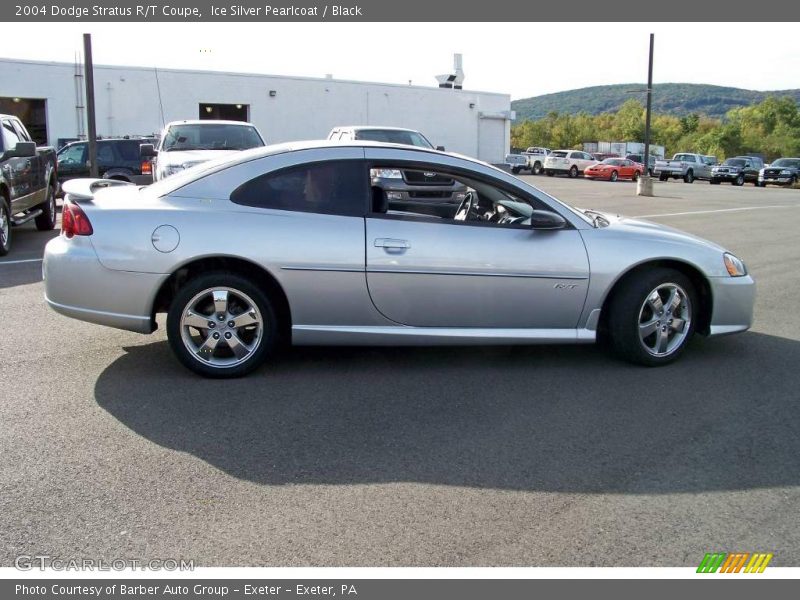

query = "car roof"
[
  {"left": 336, "top": 125, "right": 422, "bottom": 133},
  {"left": 164, "top": 120, "right": 257, "bottom": 127}
]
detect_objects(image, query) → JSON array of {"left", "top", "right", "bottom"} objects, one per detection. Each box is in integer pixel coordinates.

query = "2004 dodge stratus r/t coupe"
[{"left": 44, "top": 142, "right": 755, "bottom": 377}]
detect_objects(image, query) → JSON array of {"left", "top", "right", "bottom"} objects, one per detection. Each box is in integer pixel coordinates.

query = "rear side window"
[
  {"left": 550, "top": 151, "right": 568, "bottom": 158},
  {"left": 230, "top": 160, "right": 366, "bottom": 217},
  {"left": 118, "top": 141, "right": 143, "bottom": 161}
]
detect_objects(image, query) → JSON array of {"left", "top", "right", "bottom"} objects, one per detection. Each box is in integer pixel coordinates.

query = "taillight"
[
  {"left": 61, "top": 202, "right": 93, "bottom": 238},
  {"left": 141, "top": 160, "right": 152, "bottom": 175}
]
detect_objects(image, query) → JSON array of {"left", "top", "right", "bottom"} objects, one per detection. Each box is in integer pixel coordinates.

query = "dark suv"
[
  {"left": 710, "top": 156, "right": 763, "bottom": 186},
  {"left": 56, "top": 137, "right": 157, "bottom": 192}
]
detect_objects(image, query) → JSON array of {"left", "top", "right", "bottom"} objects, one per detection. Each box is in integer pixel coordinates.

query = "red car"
[{"left": 584, "top": 158, "right": 644, "bottom": 181}]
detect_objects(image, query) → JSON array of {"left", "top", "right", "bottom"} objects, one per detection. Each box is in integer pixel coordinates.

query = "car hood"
[
  {"left": 158, "top": 149, "right": 238, "bottom": 167},
  {"left": 585, "top": 210, "right": 727, "bottom": 253},
  {"left": 715, "top": 164, "right": 744, "bottom": 170}
]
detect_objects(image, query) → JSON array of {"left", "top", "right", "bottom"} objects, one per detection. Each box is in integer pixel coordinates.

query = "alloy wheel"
[
  {"left": 637, "top": 283, "right": 692, "bottom": 357},
  {"left": 179, "top": 287, "right": 264, "bottom": 368}
]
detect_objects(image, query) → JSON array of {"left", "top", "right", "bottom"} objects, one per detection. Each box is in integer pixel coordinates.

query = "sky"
[{"left": 2, "top": 22, "right": 799, "bottom": 100}]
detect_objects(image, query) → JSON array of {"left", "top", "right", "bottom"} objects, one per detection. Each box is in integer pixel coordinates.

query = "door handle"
[{"left": 374, "top": 238, "right": 410, "bottom": 249}]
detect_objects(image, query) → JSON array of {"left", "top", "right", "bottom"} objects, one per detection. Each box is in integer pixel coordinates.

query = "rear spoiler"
[{"left": 62, "top": 178, "right": 134, "bottom": 201}]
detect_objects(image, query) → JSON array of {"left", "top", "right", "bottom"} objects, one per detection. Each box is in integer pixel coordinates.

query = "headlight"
[
  {"left": 723, "top": 253, "right": 747, "bottom": 277},
  {"left": 372, "top": 169, "right": 403, "bottom": 179}
]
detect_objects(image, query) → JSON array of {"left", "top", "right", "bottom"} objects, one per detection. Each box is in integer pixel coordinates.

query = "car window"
[
  {"left": 57, "top": 143, "right": 87, "bottom": 165},
  {"left": 97, "top": 143, "right": 115, "bottom": 163},
  {"left": 2, "top": 119, "right": 21, "bottom": 150},
  {"left": 163, "top": 123, "right": 264, "bottom": 151},
  {"left": 118, "top": 140, "right": 144, "bottom": 161},
  {"left": 368, "top": 164, "right": 548, "bottom": 228},
  {"left": 354, "top": 129, "right": 433, "bottom": 148},
  {"left": 11, "top": 119, "right": 32, "bottom": 142},
  {"left": 230, "top": 160, "right": 366, "bottom": 217},
  {"left": 550, "top": 151, "right": 568, "bottom": 158}
]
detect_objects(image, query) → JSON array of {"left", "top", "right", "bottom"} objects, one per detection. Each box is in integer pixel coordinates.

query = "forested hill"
[{"left": 512, "top": 83, "right": 800, "bottom": 121}]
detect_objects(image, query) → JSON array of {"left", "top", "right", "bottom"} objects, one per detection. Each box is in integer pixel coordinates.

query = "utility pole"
[
  {"left": 83, "top": 33, "right": 98, "bottom": 178},
  {"left": 637, "top": 33, "right": 655, "bottom": 197}
]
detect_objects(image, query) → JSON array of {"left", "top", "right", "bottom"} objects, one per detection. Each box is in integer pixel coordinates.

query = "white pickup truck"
[
  {"left": 653, "top": 153, "right": 716, "bottom": 183},
  {"left": 505, "top": 147, "right": 550, "bottom": 175}
]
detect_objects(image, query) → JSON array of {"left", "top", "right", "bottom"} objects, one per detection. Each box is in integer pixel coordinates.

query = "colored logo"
[{"left": 697, "top": 552, "right": 773, "bottom": 573}]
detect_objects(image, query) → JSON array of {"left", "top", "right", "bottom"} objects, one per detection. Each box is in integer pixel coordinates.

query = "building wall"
[{"left": 0, "top": 58, "right": 512, "bottom": 163}]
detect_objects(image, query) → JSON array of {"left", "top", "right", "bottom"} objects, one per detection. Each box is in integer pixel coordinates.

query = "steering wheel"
[{"left": 453, "top": 191, "right": 476, "bottom": 221}]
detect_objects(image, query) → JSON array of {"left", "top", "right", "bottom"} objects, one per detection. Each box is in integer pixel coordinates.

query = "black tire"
[
  {"left": 35, "top": 180, "right": 58, "bottom": 231},
  {"left": 0, "top": 195, "right": 11, "bottom": 257},
  {"left": 511, "top": 166, "right": 521, "bottom": 174},
  {"left": 633, "top": 170, "right": 641, "bottom": 181},
  {"left": 710, "top": 179, "right": 720, "bottom": 185},
  {"left": 684, "top": 170, "right": 694, "bottom": 184},
  {"left": 610, "top": 170, "right": 619, "bottom": 182},
  {"left": 735, "top": 174, "right": 745, "bottom": 186},
  {"left": 659, "top": 173, "right": 668, "bottom": 182},
  {"left": 166, "top": 271, "right": 279, "bottom": 378},
  {"left": 533, "top": 161, "right": 543, "bottom": 175},
  {"left": 546, "top": 170, "right": 554, "bottom": 177},
  {"left": 569, "top": 165, "right": 578, "bottom": 178},
  {"left": 607, "top": 267, "right": 698, "bottom": 367}
]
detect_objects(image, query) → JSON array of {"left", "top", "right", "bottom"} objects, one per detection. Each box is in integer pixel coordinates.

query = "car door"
[
  {"left": 364, "top": 157, "right": 590, "bottom": 328},
  {"left": 57, "top": 143, "right": 88, "bottom": 182},
  {"left": 1, "top": 118, "right": 31, "bottom": 211}
]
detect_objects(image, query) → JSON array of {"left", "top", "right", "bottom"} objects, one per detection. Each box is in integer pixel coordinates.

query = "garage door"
[{"left": 478, "top": 116, "right": 505, "bottom": 164}]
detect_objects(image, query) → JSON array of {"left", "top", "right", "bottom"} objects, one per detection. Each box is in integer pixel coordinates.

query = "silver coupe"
[{"left": 43, "top": 142, "right": 755, "bottom": 377}]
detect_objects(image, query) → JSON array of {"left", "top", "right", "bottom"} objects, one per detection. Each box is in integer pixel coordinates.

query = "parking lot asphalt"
[{"left": 1, "top": 177, "right": 799, "bottom": 567}]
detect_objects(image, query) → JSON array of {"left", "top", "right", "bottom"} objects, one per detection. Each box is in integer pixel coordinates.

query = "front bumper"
[
  {"left": 43, "top": 235, "right": 168, "bottom": 334},
  {"left": 759, "top": 175, "right": 794, "bottom": 185},
  {"left": 711, "top": 171, "right": 743, "bottom": 182},
  {"left": 707, "top": 275, "right": 756, "bottom": 336}
]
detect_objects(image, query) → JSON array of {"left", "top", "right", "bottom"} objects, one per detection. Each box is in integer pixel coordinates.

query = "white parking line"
[
  {"left": 0, "top": 258, "right": 43, "bottom": 265},
  {"left": 636, "top": 205, "right": 798, "bottom": 218}
]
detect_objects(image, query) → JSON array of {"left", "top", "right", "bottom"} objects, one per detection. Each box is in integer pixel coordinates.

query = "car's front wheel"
[
  {"left": 0, "top": 195, "right": 11, "bottom": 256},
  {"left": 167, "top": 272, "right": 278, "bottom": 378},
  {"left": 607, "top": 268, "right": 697, "bottom": 366}
]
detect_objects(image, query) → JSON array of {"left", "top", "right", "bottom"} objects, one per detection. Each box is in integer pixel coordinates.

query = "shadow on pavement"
[{"left": 95, "top": 332, "right": 799, "bottom": 494}]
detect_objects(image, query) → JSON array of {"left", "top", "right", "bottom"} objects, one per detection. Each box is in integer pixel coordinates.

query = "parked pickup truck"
[
  {"left": 653, "top": 153, "right": 715, "bottom": 183},
  {"left": 0, "top": 114, "right": 58, "bottom": 256},
  {"left": 505, "top": 147, "right": 550, "bottom": 174}
]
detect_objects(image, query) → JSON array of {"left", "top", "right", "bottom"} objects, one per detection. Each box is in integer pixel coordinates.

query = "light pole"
[{"left": 637, "top": 33, "right": 655, "bottom": 197}]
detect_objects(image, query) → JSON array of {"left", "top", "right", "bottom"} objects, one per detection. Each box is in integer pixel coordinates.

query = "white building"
[{"left": 0, "top": 57, "right": 513, "bottom": 163}]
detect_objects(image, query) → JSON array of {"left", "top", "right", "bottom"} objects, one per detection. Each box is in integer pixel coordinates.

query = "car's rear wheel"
[
  {"left": 533, "top": 161, "right": 543, "bottom": 175},
  {"left": 659, "top": 173, "right": 668, "bottom": 182},
  {"left": 35, "top": 181, "right": 58, "bottom": 231},
  {"left": 167, "top": 272, "right": 278, "bottom": 378},
  {"left": 610, "top": 170, "right": 618, "bottom": 182},
  {"left": 569, "top": 165, "right": 578, "bottom": 178},
  {"left": 0, "top": 196, "right": 11, "bottom": 256},
  {"left": 684, "top": 170, "right": 694, "bottom": 184},
  {"left": 607, "top": 268, "right": 697, "bottom": 366},
  {"left": 633, "top": 170, "right": 641, "bottom": 181}
]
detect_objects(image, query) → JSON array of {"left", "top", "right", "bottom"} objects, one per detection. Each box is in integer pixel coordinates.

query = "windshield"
[
  {"left": 723, "top": 158, "right": 746, "bottom": 167},
  {"left": 601, "top": 159, "right": 623, "bottom": 165},
  {"left": 353, "top": 129, "right": 434, "bottom": 148},
  {"left": 162, "top": 123, "right": 264, "bottom": 151},
  {"left": 771, "top": 158, "right": 800, "bottom": 169}
]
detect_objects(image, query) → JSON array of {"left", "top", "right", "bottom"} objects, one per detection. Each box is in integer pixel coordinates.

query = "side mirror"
[
  {"left": 140, "top": 143, "right": 157, "bottom": 158},
  {"left": 436, "top": 145, "right": 446, "bottom": 152},
  {"left": 530, "top": 210, "right": 567, "bottom": 230},
  {"left": 5, "top": 141, "right": 36, "bottom": 159}
]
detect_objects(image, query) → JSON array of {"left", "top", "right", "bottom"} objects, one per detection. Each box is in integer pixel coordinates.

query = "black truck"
[{"left": 0, "top": 114, "right": 58, "bottom": 256}]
